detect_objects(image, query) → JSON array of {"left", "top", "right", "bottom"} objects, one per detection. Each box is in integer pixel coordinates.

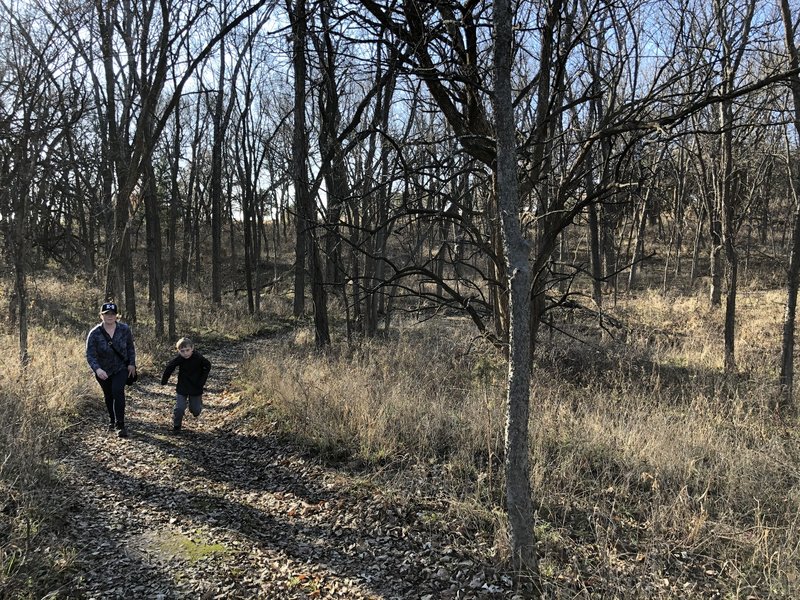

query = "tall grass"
[
  {"left": 240, "top": 291, "right": 800, "bottom": 597},
  {"left": 0, "top": 271, "right": 279, "bottom": 597},
  {"left": 0, "top": 325, "right": 93, "bottom": 597},
  {"left": 240, "top": 322, "right": 486, "bottom": 463},
  {"left": 4, "top": 266, "right": 800, "bottom": 596}
]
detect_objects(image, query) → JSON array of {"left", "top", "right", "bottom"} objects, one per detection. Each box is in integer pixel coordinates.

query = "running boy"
[{"left": 161, "top": 337, "right": 212, "bottom": 432}]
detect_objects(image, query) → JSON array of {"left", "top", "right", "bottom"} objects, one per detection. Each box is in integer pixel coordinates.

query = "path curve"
[{"left": 53, "top": 337, "right": 517, "bottom": 600}]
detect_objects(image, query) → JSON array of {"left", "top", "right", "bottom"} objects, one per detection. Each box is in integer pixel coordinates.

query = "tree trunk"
[
  {"left": 720, "top": 98, "right": 738, "bottom": 373},
  {"left": 211, "top": 36, "right": 226, "bottom": 305},
  {"left": 310, "top": 238, "right": 331, "bottom": 347},
  {"left": 316, "top": 0, "right": 346, "bottom": 289},
  {"left": 780, "top": 198, "right": 800, "bottom": 410},
  {"left": 11, "top": 136, "right": 30, "bottom": 365},
  {"left": 708, "top": 203, "right": 723, "bottom": 307},
  {"left": 690, "top": 204, "right": 705, "bottom": 284},
  {"left": 290, "top": 0, "right": 308, "bottom": 317},
  {"left": 489, "top": 194, "right": 509, "bottom": 343},
  {"left": 167, "top": 108, "right": 181, "bottom": 341},
  {"left": 628, "top": 191, "right": 649, "bottom": 290},
  {"left": 587, "top": 200, "right": 603, "bottom": 308},
  {"left": 778, "top": 0, "right": 800, "bottom": 411},
  {"left": 288, "top": 0, "right": 328, "bottom": 345},
  {"left": 715, "top": 0, "right": 756, "bottom": 372},
  {"left": 143, "top": 109, "right": 164, "bottom": 337},
  {"left": 494, "top": 0, "right": 537, "bottom": 579}
]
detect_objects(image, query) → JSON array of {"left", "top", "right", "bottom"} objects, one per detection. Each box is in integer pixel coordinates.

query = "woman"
[{"left": 86, "top": 302, "right": 137, "bottom": 438}]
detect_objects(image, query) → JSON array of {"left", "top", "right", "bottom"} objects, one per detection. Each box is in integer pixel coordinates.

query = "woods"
[{"left": 4, "top": 0, "right": 800, "bottom": 595}]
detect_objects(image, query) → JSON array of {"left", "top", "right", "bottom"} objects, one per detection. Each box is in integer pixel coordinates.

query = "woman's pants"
[{"left": 96, "top": 369, "right": 128, "bottom": 429}]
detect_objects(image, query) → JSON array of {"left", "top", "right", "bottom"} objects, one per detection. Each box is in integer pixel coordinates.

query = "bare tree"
[
  {"left": 230, "top": 11, "right": 279, "bottom": 314},
  {"left": 0, "top": 2, "right": 79, "bottom": 363},
  {"left": 166, "top": 102, "right": 182, "bottom": 340},
  {"left": 41, "top": 0, "right": 272, "bottom": 318},
  {"left": 286, "top": 0, "right": 330, "bottom": 345},
  {"left": 714, "top": 0, "right": 757, "bottom": 373},
  {"left": 288, "top": 0, "right": 309, "bottom": 318},
  {"left": 494, "top": 0, "right": 537, "bottom": 577},
  {"left": 778, "top": 0, "right": 800, "bottom": 410}
]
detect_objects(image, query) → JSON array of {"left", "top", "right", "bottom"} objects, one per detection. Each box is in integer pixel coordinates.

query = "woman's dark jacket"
[{"left": 86, "top": 323, "right": 136, "bottom": 376}]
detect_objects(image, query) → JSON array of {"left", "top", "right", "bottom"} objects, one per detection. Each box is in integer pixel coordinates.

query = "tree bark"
[
  {"left": 11, "top": 131, "right": 31, "bottom": 366},
  {"left": 143, "top": 106, "right": 165, "bottom": 337},
  {"left": 720, "top": 98, "right": 738, "bottom": 373},
  {"left": 289, "top": 0, "right": 308, "bottom": 317},
  {"left": 715, "top": 0, "right": 756, "bottom": 373},
  {"left": 211, "top": 34, "right": 226, "bottom": 305},
  {"left": 778, "top": 0, "right": 800, "bottom": 411},
  {"left": 494, "top": 0, "right": 537, "bottom": 579},
  {"left": 167, "top": 108, "right": 180, "bottom": 341}
]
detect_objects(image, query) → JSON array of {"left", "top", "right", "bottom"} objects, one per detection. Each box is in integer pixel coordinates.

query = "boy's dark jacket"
[{"left": 161, "top": 352, "right": 211, "bottom": 396}]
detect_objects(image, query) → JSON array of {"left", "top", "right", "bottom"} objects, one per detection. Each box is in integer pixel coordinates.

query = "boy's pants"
[{"left": 173, "top": 394, "right": 203, "bottom": 429}]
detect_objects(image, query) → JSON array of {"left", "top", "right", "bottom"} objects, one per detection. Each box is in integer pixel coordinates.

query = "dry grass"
[
  {"left": 240, "top": 321, "right": 488, "bottom": 464},
  {"left": 241, "top": 288, "right": 800, "bottom": 597},
  {"left": 4, "top": 263, "right": 800, "bottom": 596},
  {"left": 0, "top": 270, "right": 278, "bottom": 597},
  {"left": 0, "top": 325, "right": 94, "bottom": 597},
  {"left": 164, "top": 285, "right": 293, "bottom": 343}
]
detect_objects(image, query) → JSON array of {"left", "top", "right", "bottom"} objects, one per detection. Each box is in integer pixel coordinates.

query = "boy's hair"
[{"left": 176, "top": 337, "right": 194, "bottom": 350}]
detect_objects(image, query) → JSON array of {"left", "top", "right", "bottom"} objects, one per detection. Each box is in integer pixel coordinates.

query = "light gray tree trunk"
[{"left": 494, "top": 0, "right": 537, "bottom": 579}]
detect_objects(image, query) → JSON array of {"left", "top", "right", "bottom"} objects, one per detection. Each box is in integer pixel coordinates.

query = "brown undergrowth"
[
  {"left": 0, "top": 272, "right": 280, "bottom": 598},
  {"left": 241, "top": 290, "right": 800, "bottom": 598},
  {"left": 3, "top": 268, "right": 800, "bottom": 598}
]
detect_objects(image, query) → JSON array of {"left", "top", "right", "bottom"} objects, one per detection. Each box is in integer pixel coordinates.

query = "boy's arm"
[
  {"left": 198, "top": 354, "right": 212, "bottom": 389},
  {"left": 161, "top": 356, "right": 180, "bottom": 384}
]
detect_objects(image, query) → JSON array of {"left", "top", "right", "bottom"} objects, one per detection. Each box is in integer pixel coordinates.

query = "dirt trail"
[{"left": 53, "top": 337, "right": 516, "bottom": 600}]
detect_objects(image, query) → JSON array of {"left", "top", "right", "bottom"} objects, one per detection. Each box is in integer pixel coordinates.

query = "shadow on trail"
[
  {"left": 133, "top": 424, "right": 326, "bottom": 503},
  {"left": 65, "top": 429, "right": 458, "bottom": 600},
  {"left": 65, "top": 331, "right": 511, "bottom": 599},
  {"left": 55, "top": 505, "right": 191, "bottom": 599}
]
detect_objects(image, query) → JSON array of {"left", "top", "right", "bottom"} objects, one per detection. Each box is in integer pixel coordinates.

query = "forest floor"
[{"left": 49, "top": 335, "right": 524, "bottom": 600}]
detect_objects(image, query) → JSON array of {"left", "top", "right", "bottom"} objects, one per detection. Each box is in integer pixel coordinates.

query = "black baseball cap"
[{"left": 101, "top": 302, "right": 118, "bottom": 314}]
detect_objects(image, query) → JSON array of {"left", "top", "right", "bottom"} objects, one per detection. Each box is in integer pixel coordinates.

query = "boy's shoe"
[
  {"left": 107, "top": 423, "right": 115, "bottom": 431},
  {"left": 117, "top": 428, "right": 129, "bottom": 438},
  {"left": 172, "top": 425, "right": 181, "bottom": 433}
]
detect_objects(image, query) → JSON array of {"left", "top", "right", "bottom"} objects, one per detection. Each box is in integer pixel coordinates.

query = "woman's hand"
[
  {"left": 128, "top": 365, "right": 136, "bottom": 377},
  {"left": 96, "top": 368, "right": 108, "bottom": 380}
]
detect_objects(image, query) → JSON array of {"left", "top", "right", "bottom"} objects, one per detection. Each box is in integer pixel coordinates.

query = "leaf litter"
[
  {"left": 44, "top": 338, "right": 521, "bottom": 599},
  {"left": 35, "top": 335, "right": 748, "bottom": 599}
]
